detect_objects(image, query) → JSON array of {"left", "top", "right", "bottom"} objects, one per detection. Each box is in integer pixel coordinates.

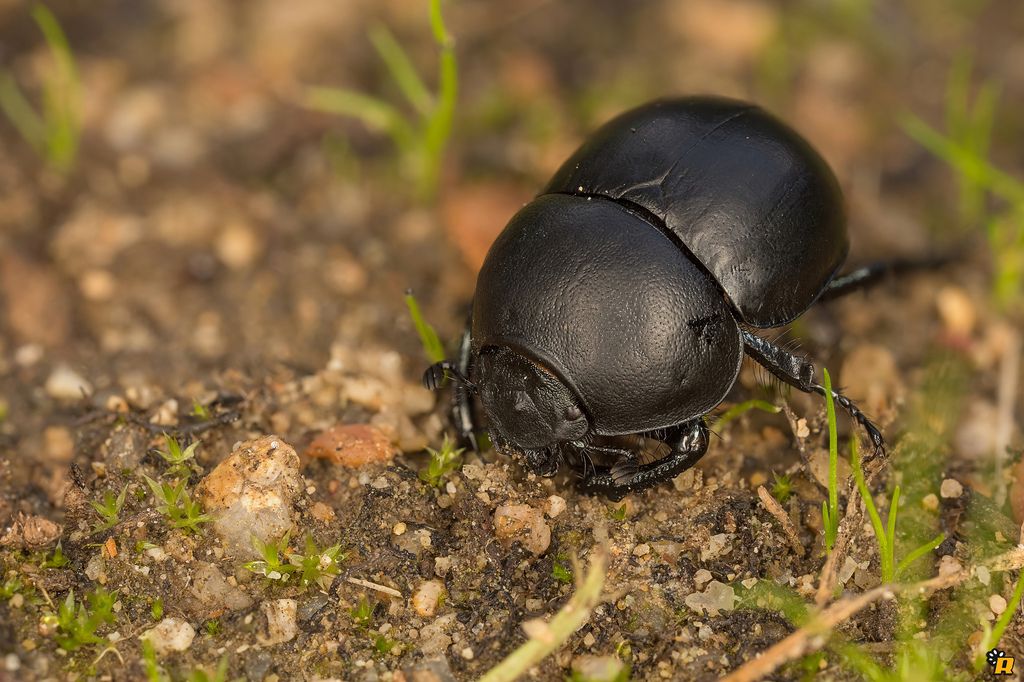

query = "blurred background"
[
  {"left": 0, "top": 0, "right": 1022, "bottom": 388},
  {"left": 2, "top": 2, "right": 1024, "bottom": 679}
]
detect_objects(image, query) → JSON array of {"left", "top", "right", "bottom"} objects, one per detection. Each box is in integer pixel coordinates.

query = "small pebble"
[
  {"left": 460, "top": 647, "right": 474, "bottom": 660},
  {"left": 700, "top": 533, "right": 732, "bottom": 561},
  {"left": 684, "top": 581, "right": 736, "bottom": 617},
  {"left": 571, "top": 654, "right": 626, "bottom": 682},
  {"left": 141, "top": 618, "right": 195, "bottom": 654},
  {"left": 258, "top": 599, "right": 298, "bottom": 645},
  {"left": 936, "top": 285, "right": 976, "bottom": 337},
  {"left": 195, "top": 435, "right": 303, "bottom": 559},
  {"left": 412, "top": 580, "right": 446, "bottom": 617},
  {"left": 42, "top": 426, "right": 74, "bottom": 463},
  {"left": 922, "top": 493, "right": 939, "bottom": 511},
  {"left": 976, "top": 566, "right": 991, "bottom": 586},
  {"left": 938, "top": 555, "right": 962, "bottom": 578},
  {"left": 306, "top": 424, "right": 395, "bottom": 467},
  {"left": 693, "top": 569, "right": 713, "bottom": 588},
  {"left": 45, "top": 364, "right": 92, "bottom": 400},
  {"left": 493, "top": 504, "right": 551, "bottom": 555},
  {"left": 990, "top": 594, "right": 1008, "bottom": 615},
  {"left": 940, "top": 478, "right": 964, "bottom": 499},
  {"left": 545, "top": 495, "right": 567, "bottom": 518},
  {"left": 434, "top": 556, "right": 453, "bottom": 578},
  {"left": 632, "top": 543, "right": 651, "bottom": 557},
  {"left": 393, "top": 522, "right": 407, "bottom": 536}
]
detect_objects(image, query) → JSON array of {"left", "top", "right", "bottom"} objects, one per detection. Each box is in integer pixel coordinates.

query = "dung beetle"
[{"left": 424, "top": 96, "right": 912, "bottom": 500}]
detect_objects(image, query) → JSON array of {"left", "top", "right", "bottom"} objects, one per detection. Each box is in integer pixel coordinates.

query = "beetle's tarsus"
[
  {"left": 811, "top": 382, "right": 887, "bottom": 455},
  {"left": 574, "top": 420, "right": 709, "bottom": 500},
  {"left": 741, "top": 330, "right": 887, "bottom": 455}
]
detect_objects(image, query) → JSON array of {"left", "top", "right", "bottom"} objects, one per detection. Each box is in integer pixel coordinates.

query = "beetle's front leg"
[
  {"left": 422, "top": 326, "right": 480, "bottom": 451},
  {"left": 573, "top": 420, "right": 709, "bottom": 501}
]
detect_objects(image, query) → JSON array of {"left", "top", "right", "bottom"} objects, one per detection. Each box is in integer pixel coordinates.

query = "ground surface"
[{"left": 1, "top": 1, "right": 1024, "bottom": 680}]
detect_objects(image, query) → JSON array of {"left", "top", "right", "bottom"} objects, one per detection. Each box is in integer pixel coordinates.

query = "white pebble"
[
  {"left": 493, "top": 504, "right": 551, "bottom": 555},
  {"left": 45, "top": 364, "right": 92, "bottom": 400},
  {"left": 259, "top": 599, "right": 297, "bottom": 645},
  {"left": 940, "top": 478, "right": 964, "bottom": 499},
  {"left": 412, "top": 580, "right": 446, "bottom": 617},
  {"left": 976, "top": 566, "right": 991, "bottom": 586},
  {"left": 990, "top": 594, "right": 1008, "bottom": 615},
  {"left": 141, "top": 617, "right": 195, "bottom": 654},
  {"left": 684, "top": 581, "right": 736, "bottom": 617},
  {"left": 545, "top": 495, "right": 567, "bottom": 518}
]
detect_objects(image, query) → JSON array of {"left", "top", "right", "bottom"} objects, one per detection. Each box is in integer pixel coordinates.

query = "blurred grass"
[
  {"left": 304, "top": 0, "right": 457, "bottom": 202},
  {"left": 738, "top": 354, "right": 1023, "bottom": 679},
  {"left": 902, "top": 59, "right": 1024, "bottom": 312},
  {"left": 0, "top": 3, "right": 80, "bottom": 174},
  {"left": 404, "top": 290, "right": 446, "bottom": 364}
]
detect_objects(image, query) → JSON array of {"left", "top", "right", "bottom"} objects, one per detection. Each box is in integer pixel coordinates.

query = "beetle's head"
[{"left": 476, "top": 346, "right": 589, "bottom": 450}]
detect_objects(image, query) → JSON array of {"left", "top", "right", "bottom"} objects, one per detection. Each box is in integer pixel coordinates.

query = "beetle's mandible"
[{"left": 424, "top": 95, "right": 911, "bottom": 500}]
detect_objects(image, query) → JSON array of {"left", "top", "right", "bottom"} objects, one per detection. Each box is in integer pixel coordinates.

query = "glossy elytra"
[{"left": 424, "top": 96, "right": 908, "bottom": 501}]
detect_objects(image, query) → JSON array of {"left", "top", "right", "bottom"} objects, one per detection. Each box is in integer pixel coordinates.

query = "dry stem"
[{"left": 722, "top": 546, "right": 1024, "bottom": 682}]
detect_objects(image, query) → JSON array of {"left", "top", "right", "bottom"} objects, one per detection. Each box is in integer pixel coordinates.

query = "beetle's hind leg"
[
  {"left": 819, "top": 256, "right": 952, "bottom": 302},
  {"left": 422, "top": 325, "right": 481, "bottom": 451},
  {"left": 741, "top": 330, "right": 884, "bottom": 454},
  {"left": 572, "top": 420, "right": 709, "bottom": 501}
]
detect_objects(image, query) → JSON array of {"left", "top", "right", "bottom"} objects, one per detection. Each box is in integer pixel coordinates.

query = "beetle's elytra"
[{"left": 424, "top": 95, "right": 892, "bottom": 500}]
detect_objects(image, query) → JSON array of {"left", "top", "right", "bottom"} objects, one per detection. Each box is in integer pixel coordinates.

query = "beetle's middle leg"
[
  {"left": 572, "top": 419, "right": 709, "bottom": 501},
  {"left": 741, "top": 330, "right": 884, "bottom": 454}
]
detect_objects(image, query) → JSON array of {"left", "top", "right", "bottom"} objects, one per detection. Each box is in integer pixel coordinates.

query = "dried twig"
[
  {"left": 757, "top": 485, "right": 805, "bottom": 557},
  {"left": 723, "top": 547, "right": 1024, "bottom": 682},
  {"left": 346, "top": 577, "right": 402, "bottom": 598},
  {"left": 994, "top": 328, "right": 1020, "bottom": 507}
]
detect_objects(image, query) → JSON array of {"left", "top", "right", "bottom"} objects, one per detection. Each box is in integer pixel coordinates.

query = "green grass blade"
[
  {"left": 0, "top": 76, "right": 46, "bottom": 150},
  {"left": 369, "top": 24, "right": 432, "bottom": 116},
  {"left": 33, "top": 3, "right": 79, "bottom": 171},
  {"left": 304, "top": 86, "right": 415, "bottom": 150},
  {"left": 886, "top": 486, "right": 900, "bottom": 556},
  {"left": 944, "top": 53, "right": 972, "bottom": 143},
  {"left": 713, "top": 399, "right": 780, "bottom": 430},
  {"left": 822, "top": 368, "right": 839, "bottom": 552},
  {"left": 404, "top": 291, "right": 446, "bottom": 363},
  {"left": 902, "top": 114, "right": 1024, "bottom": 206},
  {"left": 852, "top": 438, "right": 890, "bottom": 581},
  {"left": 895, "top": 533, "right": 945, "bottom": 578},
  {"left": 428, "top": 0, "right": 450, "bottom": 45},
  {"left": 420, "top": 0, "right": 457, "bottom": 201},
  {"left": 975, "top": 569, "right": 1024, "bottom": 670}
]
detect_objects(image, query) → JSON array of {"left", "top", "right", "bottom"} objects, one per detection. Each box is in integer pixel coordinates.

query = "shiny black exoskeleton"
[{"left": 424, "top": 96, "right": 899, "bottom": 500}]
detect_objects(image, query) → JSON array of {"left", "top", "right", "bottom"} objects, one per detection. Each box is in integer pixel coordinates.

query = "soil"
[{"left": 1, "top": 1, "right": 1023, "bottom": 681}]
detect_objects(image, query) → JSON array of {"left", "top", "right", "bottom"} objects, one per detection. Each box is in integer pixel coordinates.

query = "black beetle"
[{"left": 424, "top": 96, "right": 913, "bottom": 500}]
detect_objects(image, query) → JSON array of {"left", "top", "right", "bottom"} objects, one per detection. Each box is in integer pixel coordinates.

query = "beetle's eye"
[{"left": 564, "top": 405, "right": 582, "bottom": 421}]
